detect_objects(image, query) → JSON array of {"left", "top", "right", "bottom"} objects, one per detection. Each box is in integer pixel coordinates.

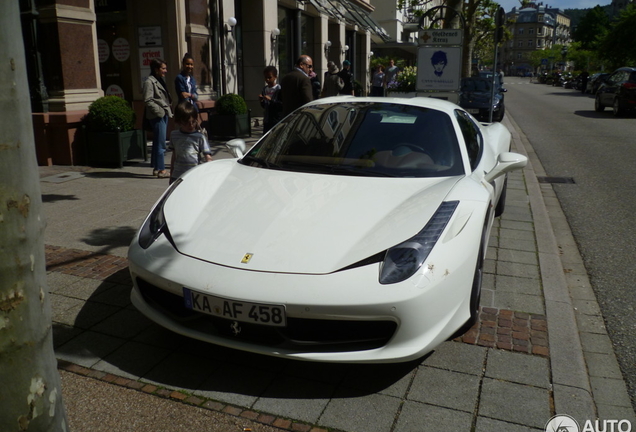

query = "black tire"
[
  {"left": 595, "top": 94, "right": 605, "bottom": 112},
  {"left": 494, "top": 104, "right": 505, "bottom": 122},
  {"left": 613, "top": 97, "right": 624, "bottom": 117},
  {"left": 449, "top": 231, "right": 486, "bottom": 339},
  {"left": 494, "top": 177, "right": 507, "bottom": 217}
]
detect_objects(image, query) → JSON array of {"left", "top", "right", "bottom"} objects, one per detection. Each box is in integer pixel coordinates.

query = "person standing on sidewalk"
[
  {"left": 169, "top": 102, "right": 212, "bottom": 185},
  {"left": 143, "top": 58, "right": 173, "bottom": 178},
  {"left": 280, "top": 55, "right": 314, "bottom": 116},
  {"left": 384, "top": 59, "right": 399, "bottom": 88},
  {"left": 370, "top": 64, "right": 385, "bottom": 96},
  {"left": 259, "top": 65, "right": 283, "bottom": 133},
  {"left": 174, "top": 53, "right": 198, "bottom": 110},
  {"left": 338, "top": 60, "right": 355, "bottom": 96},
  {"left": 321, "top": 61, "right": 344, "bottom": 97}
]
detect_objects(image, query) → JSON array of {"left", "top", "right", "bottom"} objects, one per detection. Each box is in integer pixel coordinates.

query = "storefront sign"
[
  {"left": 417, "top": 46, "right": 462, "bottom": 92},
  {"left": 139, "top": 47, "right": 165, "bottom": 85},
  {"left": 418, "top": 29, "right": 463, "bottom": 46},
  {"left": 138, "top": 27, "right": 162, "bottom": 47}
]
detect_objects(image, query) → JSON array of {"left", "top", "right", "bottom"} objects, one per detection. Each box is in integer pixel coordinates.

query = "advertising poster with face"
[{"left": 417, "top": 47, "right": 462, "bottom": 91}]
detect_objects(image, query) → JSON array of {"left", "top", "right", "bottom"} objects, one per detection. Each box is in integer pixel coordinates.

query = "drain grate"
[{"left": 537, "top": 176, "right": 575, "bottom": 184}]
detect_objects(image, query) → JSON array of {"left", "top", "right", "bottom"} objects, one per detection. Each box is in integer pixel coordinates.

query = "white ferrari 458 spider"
[{"left": 128, "top": 96, "right": 527, "bottom": 363}]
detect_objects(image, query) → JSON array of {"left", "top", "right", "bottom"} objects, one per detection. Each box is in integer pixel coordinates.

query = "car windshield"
[
  {"left": 462, "top": 78, "right": 491, "bottom": 93},
  {"left": 479, "top": 71, "right": 501, "bottom": 87},
  {"left": 240, "top": 102, "right": 464, "bottom": 178}
]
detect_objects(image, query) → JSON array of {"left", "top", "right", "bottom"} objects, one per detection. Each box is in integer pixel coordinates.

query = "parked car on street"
[
  {"left": 128, "top": 96, "right": 527, "bottom": 363},
  {"left": 586, "top": 72, "right": 610, "bottom": 94},
  {"left": 594, "top": 67, "right": 636, "bottom": 116},
  {"left": 478, "top": 70, "right": 505, "bottom": 94},
  {"left": 459, "top": 77, "right": 506, "bottom": 122}
]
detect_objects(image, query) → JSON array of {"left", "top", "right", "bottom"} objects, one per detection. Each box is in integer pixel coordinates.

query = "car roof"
[{"left": 306, "top": 95, "right": 462, "bottom": 114}]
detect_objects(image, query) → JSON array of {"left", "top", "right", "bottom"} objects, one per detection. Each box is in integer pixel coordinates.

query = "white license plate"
[
  {"left": 183, "top": 288, "right": 287, "bottom": 327},
  {"left": 467, "top": 108, "right": 480, "bottom": 114}
]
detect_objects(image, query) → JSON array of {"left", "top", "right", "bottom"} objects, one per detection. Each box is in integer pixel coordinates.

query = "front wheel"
[
  {"left": 494, "top": 177, "right": 508, "bottom": 217},
  {"left": 595, "top": 94, "right": 605, "bottom": 112},
  {"left": 449, "top": 233, "right": 485, "bottom": 339}
]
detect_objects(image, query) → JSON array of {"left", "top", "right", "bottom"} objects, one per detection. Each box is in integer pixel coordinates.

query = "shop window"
[{"left": 96, "top": 3, "right": 133, "bottom": 102}]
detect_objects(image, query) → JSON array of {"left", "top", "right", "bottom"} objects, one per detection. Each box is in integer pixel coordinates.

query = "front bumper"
[{"left": 128, "top": 214, "right": 483, "bottom": 363}]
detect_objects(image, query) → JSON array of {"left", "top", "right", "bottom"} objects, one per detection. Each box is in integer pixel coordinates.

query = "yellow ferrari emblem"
[{"left": 241, "top": 253, "right": 253, "bottom": 264}]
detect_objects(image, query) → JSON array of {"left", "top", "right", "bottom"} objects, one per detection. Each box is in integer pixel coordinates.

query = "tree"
[
  {"left": 597, "top": 4, "right": 636, "bottom": 69},
  {"left": 401, "top": 0, "right": 503, "bottom": 77},
  {"left": 0, "top": 2, "right": 70, "bottom": 431},
  {"left": 572, "top": 5, "right": 610, "bottom": 51}
]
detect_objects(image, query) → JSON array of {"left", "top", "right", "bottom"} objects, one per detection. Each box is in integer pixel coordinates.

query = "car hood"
[{"left": 163, "top": 160, "right": 462, "bottom": 274}]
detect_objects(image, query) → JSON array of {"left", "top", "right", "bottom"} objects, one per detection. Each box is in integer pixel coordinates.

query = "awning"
[{"left": 307, "top": 0, "right": 391, "bottom": 41}]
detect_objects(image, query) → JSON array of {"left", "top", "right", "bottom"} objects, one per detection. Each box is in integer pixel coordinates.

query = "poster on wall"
[
  {"left": 416, "top": 46, "right": 462, "bottom": 91},
  {"left": 98, "top": 39, "right": 110, "bottom": 63},
  {"left": 138, "top": 27, "right": 162, "bottom": 47},
  {"left": 112, "top": 37, "right": 130, "bottom": 62},
  {"left": 106, "top": 84, "right": 125, "bottom": 99},
  {"left": 139, "top": 46, "right": 164, "bottom": 84}
]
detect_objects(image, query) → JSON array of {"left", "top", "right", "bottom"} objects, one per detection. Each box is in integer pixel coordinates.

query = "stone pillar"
[{"left": 31, "top": 0, "right": 102, "bottom": 165}]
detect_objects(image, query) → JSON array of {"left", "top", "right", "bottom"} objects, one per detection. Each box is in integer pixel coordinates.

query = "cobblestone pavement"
[{"left": 41, "top": 115, "right": 635, "bottom": 432}]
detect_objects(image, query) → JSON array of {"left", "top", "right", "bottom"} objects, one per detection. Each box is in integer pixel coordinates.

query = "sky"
[{"left": 496, "top": 0, "right": 612, "bottom": 12}]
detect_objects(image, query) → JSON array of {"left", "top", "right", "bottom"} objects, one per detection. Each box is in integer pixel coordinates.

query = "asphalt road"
[{"left": 503, "top": 77, "right": 636, "bottom": 410}]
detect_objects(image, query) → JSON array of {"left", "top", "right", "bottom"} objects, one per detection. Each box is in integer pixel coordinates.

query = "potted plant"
[
  {"left": 208, "top": 93, "right": 251, "bottom": 138},
  {"left": 84, "top": 95, "right": 146, "bottom": 167},
  {"left": 386, "top": 66, "right": 417, "bottom": 97}
]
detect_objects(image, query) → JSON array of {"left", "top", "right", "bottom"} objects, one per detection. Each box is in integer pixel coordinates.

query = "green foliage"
[
  {"left": 598, "top": 4, "right": 636, "bottom": 69},
  {"left": 85, "top": 96, "right": 135, "bottom": 132},
  {"left": 386, "top": 66, "right": 417, "bottom": 92},
  {"left": 216, "top": 93, "right": 248, "bottom": 115},
  {"left": 572, "top": 6, "right": 611, "bottom": 50}
]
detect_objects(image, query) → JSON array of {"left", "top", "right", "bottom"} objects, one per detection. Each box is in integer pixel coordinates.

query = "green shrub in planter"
[
  {"left": 84, "top": 96, "right": 145, "bottom": 167},
  {"left": 216, "top": 93, "right": 247, "bottom": 115},
  {"left": 85, "top": 96, "right": 136, "bottom": 132}
]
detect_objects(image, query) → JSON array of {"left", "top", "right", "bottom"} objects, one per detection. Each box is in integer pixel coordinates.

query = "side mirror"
[
  {"left": 500, "top": 88, "right": 508, "bottom": 93},
  {"left": 484, "top": 152, "right": 527, "bottom": 183},
  {"left": 226, "top": 139, "right": 246, "bottom": 159}
]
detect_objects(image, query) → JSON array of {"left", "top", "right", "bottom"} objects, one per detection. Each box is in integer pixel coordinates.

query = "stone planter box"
[{"left": 86, "top": 129, "right": 147, "bottom": 168}]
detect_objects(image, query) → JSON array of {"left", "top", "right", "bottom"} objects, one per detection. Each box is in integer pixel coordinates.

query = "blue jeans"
[{"left": 150, "top": 114, "right": 168, "bottom": 171}]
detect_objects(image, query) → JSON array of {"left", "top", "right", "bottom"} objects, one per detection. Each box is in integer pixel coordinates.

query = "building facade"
[
  {"left": 501, "top": 5, "right": 571, "bottom": 76},
  {"left": 21, "top": 0, "right": 387, "bottom": 166}
]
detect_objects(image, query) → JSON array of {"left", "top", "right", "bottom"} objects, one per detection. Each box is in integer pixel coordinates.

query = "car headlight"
[
  {"left": 379, "top": 201, "right": 459, "bottom": 284},
  {"left": 138, "top": 178, "right": 182, "bottom": 249}
]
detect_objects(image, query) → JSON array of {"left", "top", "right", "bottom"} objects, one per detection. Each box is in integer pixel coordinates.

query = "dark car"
[
  {"left": 459, "top": 77, "right": 506, "bottom": 122},
  {"left": 586, "top": 72, "right": 610, "bottom": 94},
  {"left": 478, "top": 71, "right": 504, "bottom": 93},
  {"left": 594, "top": 67, "right": 636, "bottom": 116}
]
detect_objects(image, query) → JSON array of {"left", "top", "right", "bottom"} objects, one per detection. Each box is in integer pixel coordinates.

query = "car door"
[{"left": 600, "top": 70, "right": 624, "bottom": 105}]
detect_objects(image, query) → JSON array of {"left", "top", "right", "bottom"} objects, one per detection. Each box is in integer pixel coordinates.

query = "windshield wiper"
[{"left": 240, "top": 155, "right": 279, "bottom": 169}]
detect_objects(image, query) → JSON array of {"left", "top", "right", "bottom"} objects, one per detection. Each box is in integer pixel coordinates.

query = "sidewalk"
[{"left": 41, "top": 115, "right": 635, "bottom": 432}]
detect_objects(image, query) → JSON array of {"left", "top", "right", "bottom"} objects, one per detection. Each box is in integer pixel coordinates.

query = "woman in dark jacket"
[{"left": 143, "top": 58, "right": 173, "bottom": 178}]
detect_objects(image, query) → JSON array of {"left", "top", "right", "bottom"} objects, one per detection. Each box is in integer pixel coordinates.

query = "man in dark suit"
[{"left": 280, "top": 55, "right": 314, "bottom": 116}]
